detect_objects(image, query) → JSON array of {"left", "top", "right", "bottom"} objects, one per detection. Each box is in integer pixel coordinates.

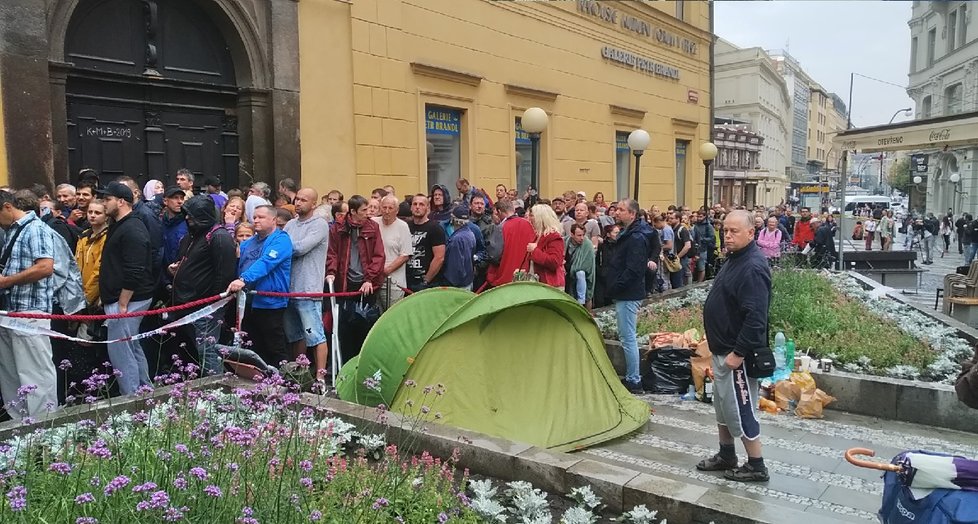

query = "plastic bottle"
[
  {"left": 773, "top": 331, "right": 786, "bottom": 371},
  {"left": 785, "top": 339, "right": 796, "bottom": 372}
]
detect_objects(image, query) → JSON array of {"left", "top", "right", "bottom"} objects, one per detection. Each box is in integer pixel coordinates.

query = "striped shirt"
[{"left": 2, "top": 212, "right": 55, "bottom": 312}]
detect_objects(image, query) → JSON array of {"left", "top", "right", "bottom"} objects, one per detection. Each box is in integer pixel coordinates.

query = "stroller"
[{"left": 846, "top": 448, "right": 978, "bottom": 523}]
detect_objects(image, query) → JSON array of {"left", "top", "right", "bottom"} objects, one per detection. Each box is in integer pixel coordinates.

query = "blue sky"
[{"left": 715, "top": 1, "right": 916, "bottom": 127}]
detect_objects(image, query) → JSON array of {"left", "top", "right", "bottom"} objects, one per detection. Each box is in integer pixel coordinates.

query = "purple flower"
[
  {"left": 189, "top": 467, "right": 208, "bottom": 480},
  {"left": 295, "top": 354, "right": 311, "bottom": 368},
  {"left": 133, "top": 481, "right": 158, "bottom": 493},
  {"left": 163, "top": 506, "right": 188, "bottom": 521},
  {"left": 6, "top": 485, "right": 26, "bottom": 511},
  {"left": 16, "top": 384, "right": 37, "bottom": 398},
  {"left": 49, "top": 462, "right": 72, "bottom": 475},
  {"left": 103, "top": 475, "right": 131, "bottom": 496},
  {"left": 372, "top": 497, "right": 389, "bottom": 510},
  {"left": 309, "top": 510, "right": 323, "bottom": 521},
  {"left": 300, "top": 460, "right": 313, "bottom": 472},
  {"left": 76, "top": 518, "right": 98, "bottom": 524},
  {"left": 300, "top": 477, "right": 313, "bottom": 489},
  {"left": 136, "top": 490, "right": 170, "bottom": 511},
  {"left": 59, "top": 359, "right": 72, "bottom": 370},
  {"left": 87, "top": 439, "right": 112, "bottom": 459},
  {"left": 174, "top": 444, "right": 189, "bottom": 454},
  {"left": 173, "top": 476, "right": 187, "bottom": 491},
  {"left": 203, "top": 485, "right": 222, "bottom": 498},
  {"left": 438, "top": 512, "right": 449, "bottom": 523},
  {"left": 227, "top": 462, "right": 239, "bottom": 472},
  {"left": 74, "top": 492, "right": 95, "bottom": 505}
]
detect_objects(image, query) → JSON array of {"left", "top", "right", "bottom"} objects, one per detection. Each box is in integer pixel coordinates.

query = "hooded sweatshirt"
[
  {"left": 429, "top": 184, "right": 453, "bottom": 225},
  {"left": 171, "top": 196, "right": 238, "bottom": 305}
]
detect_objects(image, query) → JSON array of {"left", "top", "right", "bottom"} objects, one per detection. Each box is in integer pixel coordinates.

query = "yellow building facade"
[{"left": 299, "top": 0, "right": 714, "bottom": 206}]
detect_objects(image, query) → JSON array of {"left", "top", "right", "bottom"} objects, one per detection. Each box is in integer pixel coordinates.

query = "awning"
[{"left": 836, "top": 111, "right": 978, "bottom": 153}]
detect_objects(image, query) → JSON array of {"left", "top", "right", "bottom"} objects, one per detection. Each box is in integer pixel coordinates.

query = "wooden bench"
[{"left": 947, "top": 296, "right": 978, "bottom": 325}]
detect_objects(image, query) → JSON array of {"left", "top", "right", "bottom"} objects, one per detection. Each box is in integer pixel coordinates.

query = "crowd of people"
[{"left": 0, "top": 166, "right": 882, "bottom": 421}]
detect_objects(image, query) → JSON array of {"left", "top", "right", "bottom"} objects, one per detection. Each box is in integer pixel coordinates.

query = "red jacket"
[
  {"left": 326, "top": 218, "right": 386, "bottom": 292},
  {"left": 487, "top": 215, "right": 536, "bottom": 287},
  {"left": 529, "top": 231, "right": 565, "bottom": 288},
  {"left": 792, "top": 219, "right": 815, "bottom": 249}
]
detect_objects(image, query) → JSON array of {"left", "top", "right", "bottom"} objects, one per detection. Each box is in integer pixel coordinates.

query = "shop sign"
[
  {"left": 911, "top": 153, "right": 929, "bottom": 173},
  {"left": 577, "top": 0, "right": 697, "bottom": 55},
  {"left": 425, "top": 108, "right": 460, "bottom": 136},
  {"left": 515, "top": 119, "right": 531, "bottom": 145},
  {"left": 796, "top": 184, "right": 830, "bottom": 194},
  {"left": 616, "top": 133, "right": 629, "bottom": 152},
  {"left": 601, "top": 46, "right": 680, "bottom": 80}
]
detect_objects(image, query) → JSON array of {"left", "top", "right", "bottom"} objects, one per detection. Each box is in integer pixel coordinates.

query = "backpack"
[
  {"left": 955, "top": 348, "right": 978, "bottom": 409},
  {"left": 50, "top": 230, "right": 86, "bottom": 314}
]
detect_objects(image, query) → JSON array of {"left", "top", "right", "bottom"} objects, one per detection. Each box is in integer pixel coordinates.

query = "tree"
[{"left": 888, "top": 157, "right": 911, "bottom": 191}]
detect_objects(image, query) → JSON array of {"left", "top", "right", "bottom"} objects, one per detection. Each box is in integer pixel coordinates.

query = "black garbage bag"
[{"left": 642, "top": 347, "right": 694, "bottom": 394}]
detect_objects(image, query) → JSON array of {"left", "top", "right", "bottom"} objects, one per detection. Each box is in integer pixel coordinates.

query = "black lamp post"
[
  {"left": 521, "top": 107, "right": 549, "bottom": 194},
  {"left": 627, "top": 129, "right": 650, "bottom": 200},
  {"left": 699, "top": 142, "right": 718, "bottom": 211}
]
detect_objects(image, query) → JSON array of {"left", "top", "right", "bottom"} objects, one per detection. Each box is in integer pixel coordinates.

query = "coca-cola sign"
[{"left": 929, "top": 128, "right": 951, "bottom": 142}]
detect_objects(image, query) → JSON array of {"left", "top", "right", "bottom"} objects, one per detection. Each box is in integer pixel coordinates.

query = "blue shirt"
[
  {"left": 2, "top": 212, "right": 56, "bottom": 312},
  {"left": 238, "top": 228, "right": 292, "bottom": 309}
]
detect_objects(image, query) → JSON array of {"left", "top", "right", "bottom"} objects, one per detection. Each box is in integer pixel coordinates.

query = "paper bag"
[
  {"left": 774, "top": 380, "right": 801, "bottom": 411},
  {"left": 690, "top": 338, "right": 713, "bottom": 397}
]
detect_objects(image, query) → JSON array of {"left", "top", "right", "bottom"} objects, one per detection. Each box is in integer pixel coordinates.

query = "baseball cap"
[
  {"left": 452, "top": 206, "right": 470, "bottom": 220},
  {"left": 96, "top": 181, "right": 133, "bottom": 203},
  {"left": 164, "top": 186, "right": 185, "bottom": 198}
]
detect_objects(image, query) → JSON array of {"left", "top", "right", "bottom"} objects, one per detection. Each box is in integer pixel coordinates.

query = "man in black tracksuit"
[
  {"left": 98, "top": 182, "right": 156, "bottom": 395},
  {"left": 698, "top": 209, "right": 772, "bottom": 482},
  {"left": 168, "top": 196, "right": 238, "bottom": 375}
]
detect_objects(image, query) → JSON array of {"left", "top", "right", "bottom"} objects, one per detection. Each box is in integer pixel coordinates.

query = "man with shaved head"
[
  {"left": 698, "top": 209, "right": 772, "bottom": 482},
  {"left": 283, "top": 187, "right": 329, "bottom": 381}
]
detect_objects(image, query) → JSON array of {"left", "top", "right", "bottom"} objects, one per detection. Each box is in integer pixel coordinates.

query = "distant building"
[
  {"left": 711, "top": 123, "right": 787, "bottom": 208},
  {"left": 907, "top": 0, "right": 977, "bottom": 214},
  {"left": 714, "top": 39, "right": 791, "bottom": 179}
]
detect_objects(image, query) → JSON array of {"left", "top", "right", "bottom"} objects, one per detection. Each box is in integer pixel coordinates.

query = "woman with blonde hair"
[
  {"left": 223, "top": 195, "right": 247, "bottom": 233},
  {"left": 525, "top": 204, "right": 565, "bottom": 288}
]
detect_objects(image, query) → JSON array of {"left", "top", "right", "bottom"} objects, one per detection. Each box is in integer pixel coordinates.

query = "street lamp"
[
  {"left": 699, "top": 142, "right": 718, "bottom": 212},
  {"left": 521, "top": 107, "right": 548, "bottom": 193},
  {"left": 627, "top": 129, "right": 650, "bottom": 200},
  {"left": 889, "top": 108, "right": 913, "bottom": 124}
]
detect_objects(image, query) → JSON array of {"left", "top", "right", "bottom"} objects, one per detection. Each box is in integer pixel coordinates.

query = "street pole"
[
  {"left": 846, "top": 72, "right": 853, "bottom": 129},
  {"left": 632, "top": 151, "right": 643, "bottom": 201},
  {"left": 703, "top": 160, "right": 712, "bottom": 211},
  {"left": 529, "top": 132, "right": 540, "bottom": 192}
]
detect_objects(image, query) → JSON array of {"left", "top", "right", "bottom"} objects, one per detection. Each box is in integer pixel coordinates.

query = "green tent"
[{"left": 337, "top": 282, "right": 649, "bottom": 452}]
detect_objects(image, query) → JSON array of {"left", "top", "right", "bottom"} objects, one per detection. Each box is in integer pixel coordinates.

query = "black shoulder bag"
[
  {"left": 745, "top": 323, "right": 776, "bottom": 379},
  {"left": 0, "top": 218, "right": 32, "bottom": 310}
]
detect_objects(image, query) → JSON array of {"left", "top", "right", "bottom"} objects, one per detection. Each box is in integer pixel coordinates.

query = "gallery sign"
[{"left": 601, "top": 46, "right": 680, "bottom": 80}]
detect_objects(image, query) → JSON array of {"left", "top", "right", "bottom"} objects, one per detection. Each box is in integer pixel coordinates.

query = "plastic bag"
[
  {"left": 789, "top": 371, "right": 817, "bottom": 394},
  {"left": 690, "top": 339, "right": 713, "bottom": 397},
  {"left": 774, "top": 380, "right": 801, "bottom": 411},
  {"left": 793, "top": 388, "right": 835, "bottom": 419},
  {"left": 642, "top": 347, "right": 693, "bottom": 394},
  {"left": 759, "top": 397, "right": 779, "bottom": 414}
]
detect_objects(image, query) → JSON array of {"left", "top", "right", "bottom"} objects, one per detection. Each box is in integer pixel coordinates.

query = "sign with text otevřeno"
[{"left": 426, "top": 108, "right": 461, "bottom": 136}]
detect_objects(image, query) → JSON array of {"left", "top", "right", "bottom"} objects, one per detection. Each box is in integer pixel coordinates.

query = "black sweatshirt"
[
  {"left": 99, "top": 212, "right": 156, "bottom": 305},
  {"left": 703, "top": 241, "right": 771, "bottom": 357}
]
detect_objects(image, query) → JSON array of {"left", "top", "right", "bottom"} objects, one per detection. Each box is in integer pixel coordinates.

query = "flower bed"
[
  {"left": 595, "top": 270, "right": 973, "bottom": 384},
  {"left": 0, "top": 365, "right": 672, "bottom": 523}
]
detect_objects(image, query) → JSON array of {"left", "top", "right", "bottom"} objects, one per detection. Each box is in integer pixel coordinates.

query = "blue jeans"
[
  {"left": 967, "top": 243, "right": 978, "bottom": 265},
  {"left": 574, "top": 270, "right": 587, "bottom": 305},
  {"left": 193, "top": 305, "right": 225, "bottom": 376},
  {"left": 284, "top": 300, "right": 326, "bottom": 347},
  {"left": 105, "top": 299, "right": 152, "bottom": 395},
  {"left": 615, "top": 299, "right": 642, "bottom": 385}
]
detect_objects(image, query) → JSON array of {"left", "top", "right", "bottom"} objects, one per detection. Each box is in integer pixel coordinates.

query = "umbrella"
[
  {"left": 329, "top": 280, "right": 342, "bottom": 386},
  {"left": 846, "top": 448, "right": 978, "bottom": 497}
]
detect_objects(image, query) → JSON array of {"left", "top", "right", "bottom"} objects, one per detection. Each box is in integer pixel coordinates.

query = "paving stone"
[{"left": 566, "top": 459, "right": 641, "bottom": 512}]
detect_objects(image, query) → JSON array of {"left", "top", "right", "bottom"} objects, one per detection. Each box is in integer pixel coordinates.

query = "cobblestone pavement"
[
  {"left": 836, "top": 230, "right": 961, "bottom": 312},
  {"left": 588, "top": 394, "right": 978, "bottom": 522}
]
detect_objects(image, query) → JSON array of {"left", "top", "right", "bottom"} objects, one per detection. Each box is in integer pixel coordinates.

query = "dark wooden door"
[{"left": 64, "top": 0, "right": 239, "bottom": 190}]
